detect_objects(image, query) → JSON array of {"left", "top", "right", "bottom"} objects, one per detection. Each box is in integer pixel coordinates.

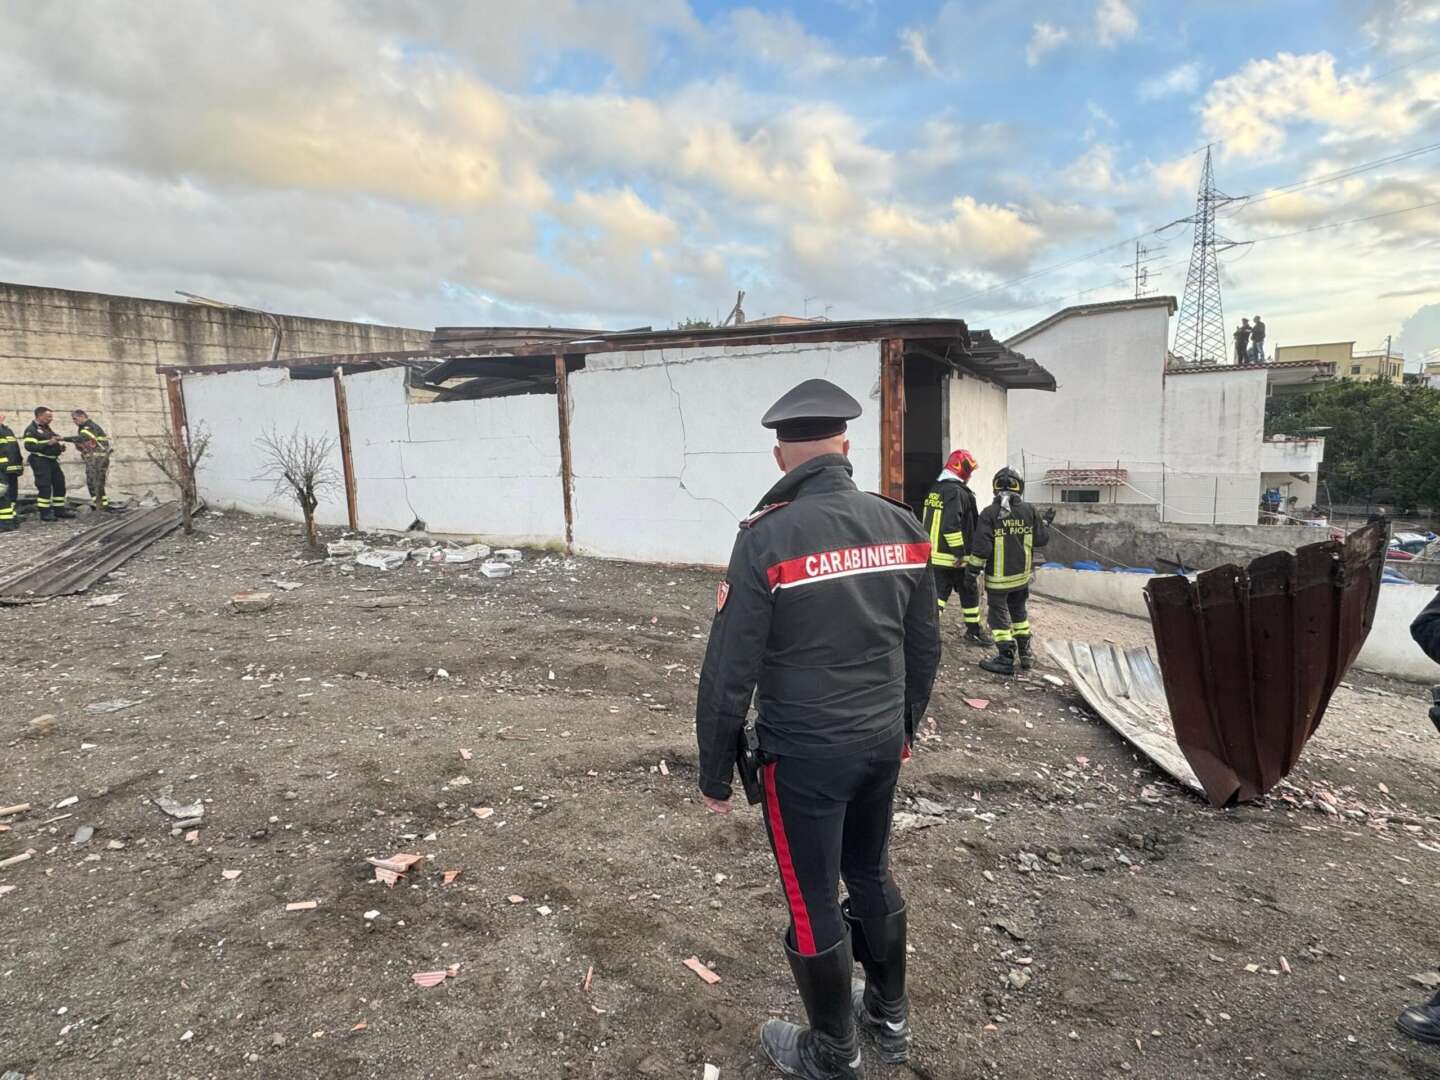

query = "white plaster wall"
[
  {"left": 1161, "top": 369, "right": 1267, "bottom": 525},
  {"left": 1007, "top": 306, "right": 1170, "bottom": 481},
  {"left": 1032, "top": 567, "right": 1437, "bottom": 682},
  {"left": 569, "top": 342, "right": 882, "bottom": 565},
  {"left": 342, "top": 368, "right": 564, "bottom": 544},
  {"left": 184, "top": 367, "right": 349, "bottom": 525},
  {"left": 948, "top": 372, "right": 1009, "bottom": 481}
]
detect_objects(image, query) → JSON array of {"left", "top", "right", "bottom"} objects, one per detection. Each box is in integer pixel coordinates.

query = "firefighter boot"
[
  {"left": 979, "top": 642, "right": 1017, "bottom": 676},
  {"left": 1017, "top": 636, "right": 1035, "bottom": 671},
  {"left": 39, "top": 506, "right": 55, "bottom": 522},
  {"left": 760, "top": 934, "right": 863, "bottom": 1079},
  {"left": 53, "top": 501, "right": 76, "bottom": 519},
  {"left": 962, "top": 623, "right": 993, "bottom": 647},
  {"left": 0, "top": 518, "right": 15, "bottom": 533},
  {"left": 1397, "top": 991, "right": 1440, "bottom": 1044},
  {"left": 844, "top": 901, "right": 910, "bottom": 1064}
]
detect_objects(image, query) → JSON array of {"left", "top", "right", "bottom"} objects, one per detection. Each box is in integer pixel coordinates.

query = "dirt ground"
[{"left": 3, "top": 508, "right": 1440, "bottom": 1080}]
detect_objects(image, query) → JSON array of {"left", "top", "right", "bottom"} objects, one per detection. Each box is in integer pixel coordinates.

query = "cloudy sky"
[{"left": 3, "top": 0, "right": 1439, "bottom": 363}]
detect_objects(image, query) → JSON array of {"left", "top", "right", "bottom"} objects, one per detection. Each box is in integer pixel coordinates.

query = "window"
[
  {"left": 1061, "top": 489, "right": 1101, "bottom": 503},
  {"left": 1350, "top": 364, "right": 1361, "bottom": 375}
]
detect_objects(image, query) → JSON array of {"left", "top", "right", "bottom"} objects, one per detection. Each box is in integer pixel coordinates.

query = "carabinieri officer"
[{"left": 695, "top": 378, "right": 941, "bottom": 1078}]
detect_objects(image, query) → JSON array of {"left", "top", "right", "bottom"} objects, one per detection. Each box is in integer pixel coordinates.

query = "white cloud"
[
  {"left": 727, "top": 9, "right": 880, "bottom": 78},
  {"left": 1202, "top": 51, "right": 1436, "bottom": 158},
  {"left": 1063, "top": 144, "right": 1122, "bottom": 193},
  {"left": 1026, "top": 22, "right": 1070, "bottom": 66},
  {"left": 1363, "top": 0, "right": 1440, "bottom": 56},
  {"left": 1139, "top": 61, "right": 1203, "bottom": 100},
  {"left": 899, "top": 27, "right": 939, "bottom": 75},
  {"left": 1095, "top": 0, "right": 1139, "bottom": 46}
]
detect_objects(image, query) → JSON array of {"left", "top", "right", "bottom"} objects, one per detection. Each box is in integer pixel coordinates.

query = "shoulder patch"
[
  {"left": 740, "top": 501, "right": 791, "bottom": 528},
  {"left": 868, "top": 491, "right": 915, "bottom": 513}
]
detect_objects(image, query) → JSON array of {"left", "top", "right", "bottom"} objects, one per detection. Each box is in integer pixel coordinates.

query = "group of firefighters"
[
  {"left": 0, "top": 406, "right": 118, "bottom": 532},
  {"left": 920, "top": 446, "right": 1053, "bottom": 676}
]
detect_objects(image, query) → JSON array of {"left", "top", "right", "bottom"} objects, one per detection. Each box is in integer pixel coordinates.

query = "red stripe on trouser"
[{"left": 764, "top": 762, "right": 816, "bottom": 955}]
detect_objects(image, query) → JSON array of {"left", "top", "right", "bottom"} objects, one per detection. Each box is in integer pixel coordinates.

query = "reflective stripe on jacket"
[
  {"left": 965, "top": 495, "right": 1051, "bottom": 591},
  {"left": 22, "top": 421, "right": 63, "bottom": 461},
  {"left": 0, "top": 424, "right": 22, "bottom": 473},
  {"left": 920, "top": 475, "right": 976, "bottom": 569}
]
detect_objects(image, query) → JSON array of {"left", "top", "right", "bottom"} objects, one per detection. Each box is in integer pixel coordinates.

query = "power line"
[
  {"left": 1224, "top": 140, "right": 1440, "bottom": 216},
  {"left": 911, "top": 139, "right": 1440, "bottom": 320}
]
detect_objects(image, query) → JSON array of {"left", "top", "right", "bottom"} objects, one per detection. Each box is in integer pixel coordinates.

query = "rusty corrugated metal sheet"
[
  {"left": 0, "top": 503, "right": 184, "bottom": 603},
  {"left": 1142, "top": 520, "right": 1387, "bottom": 807}
]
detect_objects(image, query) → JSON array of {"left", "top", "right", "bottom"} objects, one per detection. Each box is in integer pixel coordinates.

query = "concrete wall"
[
  {"left": 184, "top": 366, "right": 566, "bottom": 546},
  {"left": 184, "top": 368, "right": 349, "bottom": 525},
  {"left": 1007, "top": 304, "right": 1170, "bottom": 487},
  {"left": 568, "top": 341, "right": 883, "bottom": 565},
  {"left": 0, "top": 281, "right": 429, "bottom": 500},
  {"left": 1160, "top": 368, "right": 1267, "bottom": 525},
  {"left": 1033, "top": 503, "right": 1333, "bottom": 571},
  {"left": 949, "top": 372, "right": 1009, "bottom": 481},
  {"left": 1032, "top": 566, "right": 1437, "bottom": 683}
]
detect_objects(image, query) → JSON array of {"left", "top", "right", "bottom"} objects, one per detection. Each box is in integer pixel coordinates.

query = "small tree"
[
  {"left": 256, "top": 427, "right": 339, "bottom": 550},
  {"left": 142, "top": 422, "right": 211, "bottom": 535}
]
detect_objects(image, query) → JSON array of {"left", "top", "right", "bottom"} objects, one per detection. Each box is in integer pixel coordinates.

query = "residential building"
[
  {"left": 1005, "top": 297, "right": 1327, "bottom": 525},
  {"left": 1423, "top": 359, "right": 1440, "bottom": 389},
  {"left": 1274, "top": 341, "right": 1404, "bottom": 384},
  {"left": 168, "top": 318, "right": 1054, "bottom": 565}
]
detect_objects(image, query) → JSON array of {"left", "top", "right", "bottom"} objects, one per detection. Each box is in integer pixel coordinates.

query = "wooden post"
[
  {"left": 554, "top": 355, "right": 575, "bottom": 552},
  {"left": 332, "top": 367, "right": 359, "bottom": 530},
  {"left": 164, "top": 373, "right": 191, "bottom": 486},
  {"left": 879, "top": 339, "right": 905, "bottom": 501}
]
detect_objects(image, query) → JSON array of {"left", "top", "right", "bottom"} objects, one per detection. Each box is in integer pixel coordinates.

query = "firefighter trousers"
[
  {"left": 986, "top": 585, "right": 1030, "bottom": 644},
  {"left": 0, "top": 471, "right": 15, "bottom": 525},
  {"left": 932, "top": 565, "right": 981, "bottom": 624},
  {"left": 83, "top": 454, "right": 110, "bottom": 507},
  {"left": 30, "top": 457, "right": 65, "bottom": 512},
  {"left": 759, "top": 728, "right": 905, "bottom": 956}
]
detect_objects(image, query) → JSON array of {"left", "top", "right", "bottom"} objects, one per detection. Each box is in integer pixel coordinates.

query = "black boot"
[
  {"left": 53, "top": 503, "right": 76, "bottom": 519},
  {"left": 760, "top": 933, "right": 863, "bottom": 1079},
  {"left": 1398, "top": 991, "right": 1440, "bottom": 1044},
  {"left": 0, "top": 518, "right": 15, "bottom": 533},
  {"left": 843, "top": 901, "right": 910, "bottom": 1064},
  {"left": 962, "top": 623, "right": 992, "bottom": 647},
  {"left": 1017, "top": 636, "right": 1034, "bottom": 671},
  {"left": 39, "top": 508, "right": 55, "bottom": 522},
  {"left": 979, "top": 642, "right": 1016, "bottom": 676}
]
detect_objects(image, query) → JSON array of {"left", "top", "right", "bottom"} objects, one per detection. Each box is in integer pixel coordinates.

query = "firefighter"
[
  {"left": 0, "top": 412, "right": 22, "bottom": 532},
  {"left": 921, "top": 448, "right": 989, "bottom": 645},
  {"left": 964, "top": 467, "right": 1052, "bottom": 676},
  {"left": 67, "top": 409, "right": 116, "bottom": 512},
  {"left": 696, "top": 378, "right": 940, "bottom": 1078},
  {"left": 23, "top": 406, "right": 75, "bottom": 522}
]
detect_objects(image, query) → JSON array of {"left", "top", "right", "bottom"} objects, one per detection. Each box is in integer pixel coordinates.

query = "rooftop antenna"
[
  {"left": 720, "top": 290, "right": 746, "bottom": 327},
  {"left": 1172, "top": 146, "right": 1244, "bottom": 365}
]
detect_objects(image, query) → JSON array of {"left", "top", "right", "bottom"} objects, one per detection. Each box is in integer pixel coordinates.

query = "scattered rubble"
[
  {"left": 229, "top": 591, "right": 274, "bottom": 613},
  {"left": 683, "top": 957, "right": 721, "bottom": 985}
]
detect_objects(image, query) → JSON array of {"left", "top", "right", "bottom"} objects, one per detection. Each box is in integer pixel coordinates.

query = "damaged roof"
[{"left": 158, "top": 316, "right": 1056, "bottom": 395}]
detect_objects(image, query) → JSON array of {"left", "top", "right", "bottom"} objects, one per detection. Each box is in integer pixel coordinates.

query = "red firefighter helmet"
[{"left": 944, "top": 448, "right": 978, "bottom": 481}]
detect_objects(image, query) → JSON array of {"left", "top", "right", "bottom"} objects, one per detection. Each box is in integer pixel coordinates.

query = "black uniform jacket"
[
  {"left": 74, "top": 419, "right": 111, "bottom": 454},
  {"left": 966, "top": 495, "right": 1051, "bottom": 591},
  {"left": 22, "top": 421, "right": 63, "bottom": 463},
  {"left": 0, "top": 424, "right": 22, "bottom": 474},
  {"left": 695, "top": 454, "right": 941, "bottom": 800},
  {"left": 920, "top": 475, "right": 977, "bottom": 568},
  {"left": 1413, "top": 589, "right": 1440, "bottom": 667}
]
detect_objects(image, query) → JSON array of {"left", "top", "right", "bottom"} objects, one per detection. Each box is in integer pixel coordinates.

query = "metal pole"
[
  {"left": 554, "top": 355, "right": 575, "bottom": 553},
  {"left": 1213, "top": 476, "right": 1219, "bottom": 525},
  {"left": 332, "top": 367, "right": 359, "bottom": 531}
]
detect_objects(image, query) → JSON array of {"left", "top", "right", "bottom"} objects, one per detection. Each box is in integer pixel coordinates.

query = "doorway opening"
[{"left": 901, "top": 351, "right": 947, "bottom": 512}]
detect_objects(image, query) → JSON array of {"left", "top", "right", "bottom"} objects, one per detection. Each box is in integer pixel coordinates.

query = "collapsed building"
[{"left": 162, "top": 319, "right": 1055, "bottom": 565}]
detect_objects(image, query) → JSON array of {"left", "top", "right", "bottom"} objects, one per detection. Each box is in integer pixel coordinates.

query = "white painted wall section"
[
  {"left": 1032, "top": 566, "right": 1437, "bottom": 683},
  {"left": 1161, "top": 369, "right": 1266, "bottom": 525},
  {"left": 185, "top": 367, "right": 349, "bottom": 526},
  {"left": 949, "top": 372, "right": 1009, "bottom": 481},
  {"left": 569, "top": 342, "right": 881, "bottom": 565}
]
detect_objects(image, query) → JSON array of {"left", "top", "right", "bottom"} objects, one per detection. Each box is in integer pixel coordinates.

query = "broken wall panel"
[
  {"left": 1143, "top": 521, "right": 1387, "bottom": 807},
  {"left": 568, "top": 341, "right": 882, "bottom": 565}
]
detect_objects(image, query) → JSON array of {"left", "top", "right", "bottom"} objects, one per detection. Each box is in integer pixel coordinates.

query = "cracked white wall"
[
  {"left": 568, "top": 341, "right": 882, "bottom": 565},
  {"left": 184, "top": 367, "right": 349, "bottom": 526},
  {"left": 343, "top": 368, "right": 565, "bottom": 542}
]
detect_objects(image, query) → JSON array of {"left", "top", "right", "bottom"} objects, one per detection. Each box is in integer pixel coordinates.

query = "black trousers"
[
  {"left": 0, "top": 470, "right": 15, "bottom": 523},
  {"left": 30, "top": 457, "right": 65, "bottom": 510},
  {"left": 760, "top": 729, "right": 905, "bottom": 956},
  {"left": 932, "top": 565, "right": 981, "bottom": 623},
  {"left": 987, "top": 585, "right": 1030, "bottom": 644}
]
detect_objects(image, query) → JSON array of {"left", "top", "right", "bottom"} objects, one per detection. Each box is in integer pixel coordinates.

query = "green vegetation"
[
  {"left": 1266, "top": 380, "right": 1440, "bottom": 511},
  {"left": 676, "top": 317, "right": 714, "bottom": 329}
]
